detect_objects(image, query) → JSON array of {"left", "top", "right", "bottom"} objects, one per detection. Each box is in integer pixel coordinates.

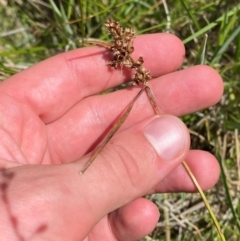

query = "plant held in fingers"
[
  {"left": 80, "top": 18, "right": 159, "bottom": 174},
  {"left": 80, "top": 19, "right": 226, "bottom": 241}
]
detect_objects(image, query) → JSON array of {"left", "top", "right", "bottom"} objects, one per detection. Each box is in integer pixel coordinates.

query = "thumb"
[
  {"left": 0, "top": 115, "right": 189, "bottom": 241},
  {"left": 74, "top": 115, "right": 190, "bottom": 228}
]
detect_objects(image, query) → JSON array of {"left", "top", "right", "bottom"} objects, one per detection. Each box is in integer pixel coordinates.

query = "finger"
[
  {"left": 109, "top": 198, "right": 159, "bottom": 241},
  {"left": 155, "top": 150, "right": 220, "bottom": 193},
  {"left": 73, "top": 115, "right": 190, "bottom": 236},
  {"left": 47, "top": 65, "right": 223, "bottom": 163},
  {"left": 0, "top": 34, "right": 185, "bottom": 123},
  {"left": 84, "top": 198, "right": 158, "bottom": 241}
]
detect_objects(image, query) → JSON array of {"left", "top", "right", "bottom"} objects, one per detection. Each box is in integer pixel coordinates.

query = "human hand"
[{"left": 0, "top": 33, "right": 223, "bottom": 241}]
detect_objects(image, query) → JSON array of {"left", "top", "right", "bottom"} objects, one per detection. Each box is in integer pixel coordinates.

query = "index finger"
[{"left": 0, "top": 34, "right": 185, "bottom": 123}]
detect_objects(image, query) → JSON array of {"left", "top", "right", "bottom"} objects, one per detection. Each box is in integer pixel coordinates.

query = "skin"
[{"left": 0, "top": 33, "right": 223, "bottom": 241}]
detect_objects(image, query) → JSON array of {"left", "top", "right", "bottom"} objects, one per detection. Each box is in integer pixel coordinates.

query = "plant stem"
[{"left": 80, "top": 86, "right": 146, "bottom": 174}]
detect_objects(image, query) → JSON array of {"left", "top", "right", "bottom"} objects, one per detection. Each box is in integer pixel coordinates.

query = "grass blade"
[
  {"left": 183, "top": 4, "right": 240, "bottom": 44},
  {"left": 216, "top": 136, "right": 240, "bottom": 232},
  {"left": 211, "top": 25, "right": 240, "bottom": 64},
  {"left": 194, "top": 34, "right": 208, "bottom": 65}
]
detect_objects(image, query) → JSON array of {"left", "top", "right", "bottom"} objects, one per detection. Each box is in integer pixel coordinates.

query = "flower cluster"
[{"left": 105, "top": 19, "right": 152, "bottom": 85}]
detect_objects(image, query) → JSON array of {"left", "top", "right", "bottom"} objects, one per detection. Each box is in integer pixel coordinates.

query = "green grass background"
[{"left": 1, "top": 0, "right": 240, "bottom": 240}]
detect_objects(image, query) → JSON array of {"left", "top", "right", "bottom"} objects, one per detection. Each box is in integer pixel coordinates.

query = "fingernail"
[{"left": 143, "top": 116, "right": 187, "bottom": 161}]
